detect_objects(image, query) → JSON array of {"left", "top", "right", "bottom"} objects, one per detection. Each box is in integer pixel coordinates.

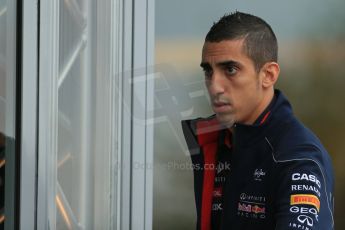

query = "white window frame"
[
  {"left": 24, "top": 0, "right": 156, "bottom": 229},
  {"left": 116, "top": 0, "right": 155, "bottom": 229}
]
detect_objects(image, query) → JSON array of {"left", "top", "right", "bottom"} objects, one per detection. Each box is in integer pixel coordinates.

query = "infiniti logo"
[
  {"left": 297, "top": 215, "right": 313, "bottom": 227},
  {"left": 240, "top": 193, "right": 246, "bottom": 200},
  {"left": 239, "top": 193, "right": 266, "bottom": 202}
]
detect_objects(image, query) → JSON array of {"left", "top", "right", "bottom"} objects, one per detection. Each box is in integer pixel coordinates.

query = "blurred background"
[{"left": 153, "top": 0, "right": 345, "bottom": 229}]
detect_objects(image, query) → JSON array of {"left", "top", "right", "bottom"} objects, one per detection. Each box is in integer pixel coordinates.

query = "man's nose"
[{"left": 207, "top": 72, "right": 225, "bottom": 95}]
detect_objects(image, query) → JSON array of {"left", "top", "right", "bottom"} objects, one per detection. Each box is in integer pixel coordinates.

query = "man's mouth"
[{"left": 212, "top": 101, "right": 231, "bottom": 113}]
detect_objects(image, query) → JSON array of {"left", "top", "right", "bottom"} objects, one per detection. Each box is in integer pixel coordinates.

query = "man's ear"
[{"left": 260, "top": 62, "right": 280, "bottom": 88}]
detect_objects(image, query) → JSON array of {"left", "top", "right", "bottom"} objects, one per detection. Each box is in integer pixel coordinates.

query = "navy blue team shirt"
[{"left": 182, "top": 89, "right": 334, "bottom": 230}]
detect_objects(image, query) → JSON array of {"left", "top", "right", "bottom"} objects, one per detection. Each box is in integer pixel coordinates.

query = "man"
[{"left": 182, "top": 12, "right": 334, "bottom": 230}]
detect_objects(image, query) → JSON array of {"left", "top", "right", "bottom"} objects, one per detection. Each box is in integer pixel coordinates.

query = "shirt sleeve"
[{"left": 274, "top": 159, "right": 334, "bottom": 230}]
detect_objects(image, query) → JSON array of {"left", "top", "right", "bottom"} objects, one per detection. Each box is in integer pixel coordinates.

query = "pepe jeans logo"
[{"left": 253, "top": 169, "right": 266, "bottom": 181}]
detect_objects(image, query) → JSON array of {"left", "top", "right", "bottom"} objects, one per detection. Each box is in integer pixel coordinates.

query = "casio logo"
[{"left": 292, "top": 173, "right": 321, "bottom": 188}]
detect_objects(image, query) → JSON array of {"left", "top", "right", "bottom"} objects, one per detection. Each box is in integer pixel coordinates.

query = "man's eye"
[
  {"left": 226, "top": 66, "right": 237, "bottom": 75},
  {"left": 203, "top": 69, "right": 213, "bottom": 79}
]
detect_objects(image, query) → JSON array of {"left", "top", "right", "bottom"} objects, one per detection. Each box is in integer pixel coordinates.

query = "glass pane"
[
  {"left": 59, "top": 0, "right": 85, "bottom": 74},
  {"left": 56, "top": 0, "right": 115, "bottom": 229},
  {"left": 0, "top": 0, "right": 17, "bottom": 228},
  {"left": 57, "top": 53, "right": 84, "bottom": 229}
]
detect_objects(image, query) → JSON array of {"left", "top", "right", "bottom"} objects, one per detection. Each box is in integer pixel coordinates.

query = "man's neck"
[
  {"left": 247, "top": 89, "right": 274, "bottom": 125},
  {"left": 253, "top": 90, "right": 276, "bottom": 125}
]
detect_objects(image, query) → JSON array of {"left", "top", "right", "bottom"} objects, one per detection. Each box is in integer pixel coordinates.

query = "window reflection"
[{"left": 0, "top": 0, "right": 17, "bottom": 228}]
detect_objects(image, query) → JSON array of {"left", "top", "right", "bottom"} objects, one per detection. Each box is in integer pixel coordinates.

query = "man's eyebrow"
[
  {"left": 200, "top": 60, "right": 243, "bottom": 69},
  {"left": 200, "top": 62, "right": 211, "bottom": 69},
  {"left": 217, "top": 60, "right": 242, "bottom": 68}
]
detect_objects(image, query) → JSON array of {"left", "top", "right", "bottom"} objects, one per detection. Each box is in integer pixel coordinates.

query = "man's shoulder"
[
  {"left": 267, "top": 116, "right": 332, "bottom": 170},
  {"left": 181, "top": 114, "right": 222, "bottom": 156},
  {"left": 181, "top": 114, "right": 217, "bottom": 128}
]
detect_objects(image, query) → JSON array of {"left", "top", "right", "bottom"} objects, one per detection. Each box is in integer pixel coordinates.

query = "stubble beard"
[{"left": 216, "top": 112, "right": 236, "bottom": 129}]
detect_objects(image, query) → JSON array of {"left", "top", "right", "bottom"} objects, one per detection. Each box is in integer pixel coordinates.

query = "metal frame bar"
[
  {"left": 112, "top": 0, "right": 124, "bottom": 229},
  {"left": 120, "top": 0, "right": 155, "bottom": 229},
  {"left": 37, "top": 0, "right": 60, "bottom": 229},
  {"left": 145, "top": 0, "right": 155, "bottom": 228},
  {"left": 92, "top": 0, "right": 118, "bottom": 229},
  {"left": 20, "top": 0, "right": 38, "bottom": 229},
  {"left": 78, "top": 0, "right": 93, "bottom": 227},
  {"left": 120, "top": 0, "right": 133, "bottom": 229},
  {"left": 131, "top": 0, "right": 151, "bottom": 228}
]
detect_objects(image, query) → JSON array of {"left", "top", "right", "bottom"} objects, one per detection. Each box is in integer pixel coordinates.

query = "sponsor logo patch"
[
  {"left": 239, "top": 193, "right": 266, "bottom": 203},
  {"left": 238, "top": 203, "right": 265, "bottom": 214},
  {"left": 251, "top": 205, "right": 265, "bottom": 214},
  {"left": 237, "top": 202, "right": 266, "bottom": 219},
  {"left": 237, "top": 193, "right": 266, "bottom": 219},
  {"left": 290, "top": 206, "right": 319, "bottom": 221},
  {"left": 290, "top": 194, "right": 320, "bottom": 211},
  {"left": 212, "top": 203, "right": 222, "bottom": 211},
  {"left": 291, "top": 184, "right": 321, "bottom": 197},
  {"left": 213, "top": 187, "right": 222, "bottom": 198},
  {"left": 214, "top": 176, "right": 226, "bottom": 183},
  {"left": 292, "top": 173, "right": 321, "bottom": 188},
  {"left": 253, "top": 169, "right": 266, "bottom": 181},
  {"left": 288, "top": 222, "right": 312, "bottom": 230},
  {"left": 297, "top": 215, "right": 314, "bottom": 226}
]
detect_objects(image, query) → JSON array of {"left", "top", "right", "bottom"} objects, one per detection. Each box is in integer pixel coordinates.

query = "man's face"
[{"left": 201, "top": 39, "right": 266, "bottom": 128}]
